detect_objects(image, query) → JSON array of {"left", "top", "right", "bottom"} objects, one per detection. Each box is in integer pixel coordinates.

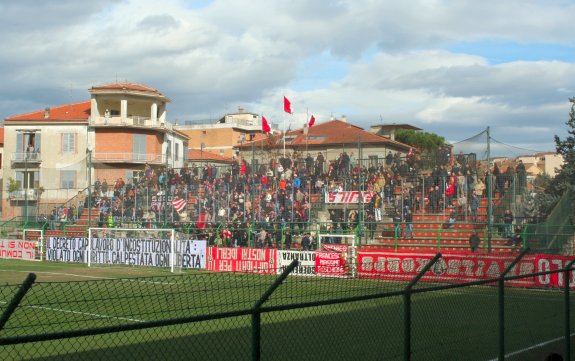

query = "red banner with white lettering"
[
  {"left": 325, "top": 191, "right": 374, "bottom": 204},
  {"left": 535, "top": 254, "right": 575, "bottom": 289},
  {"left": 315, "top": 251, "right": 346, "bottom": 276},
  {"left": 207, "top": 247, "right": 276, "bottom": 274},
  {"left": 357, "top": 251, "right": 538, "bottom": 287}
]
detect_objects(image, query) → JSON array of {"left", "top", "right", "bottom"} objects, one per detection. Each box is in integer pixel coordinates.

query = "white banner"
[
  {"left": 46, "top": 237, "right": 207, "bottom": 269},
  {"left": 177, "top": 240, "right": 207, "bottom": 269},
  {"left": 277, "top": 250, "right": 316, "bottom": 275},
  {"left": 0, "top": 239, "right": 39, "bottom": 260},
  {"left": 45, "top": 237, "right": 87, "bottom": 263}
]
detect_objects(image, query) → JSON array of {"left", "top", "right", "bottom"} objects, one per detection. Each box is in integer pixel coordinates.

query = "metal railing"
[{"left": 1, "top": 253, "right": 574, "bottom": 360}]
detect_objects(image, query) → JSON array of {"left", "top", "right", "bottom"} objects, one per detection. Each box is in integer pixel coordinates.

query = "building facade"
[{"left": 2, "top": 83, "right": 188, "bottom": 219}]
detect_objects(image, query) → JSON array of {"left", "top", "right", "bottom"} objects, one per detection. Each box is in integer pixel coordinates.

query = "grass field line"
[
  {"left": 0, "top": 269, "right": 178, "bottom": 286},
  {"left": 0, "top": 269, "right": 116, "bottom": 280},
  {"left": 486, "top": 332, "right": 575, "bottom": 361},
  {"left": 0, "top": 300, "right": 146, "bottom": 323}
]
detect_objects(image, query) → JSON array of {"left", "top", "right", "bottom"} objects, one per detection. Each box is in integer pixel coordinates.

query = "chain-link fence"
[{"left": 1, "top": 252, "right": 575, "bottom": 361}]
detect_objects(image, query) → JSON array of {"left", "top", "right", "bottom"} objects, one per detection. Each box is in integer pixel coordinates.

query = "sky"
[{"left": 1, "top": 0, "right": 575, "bottom": 157}]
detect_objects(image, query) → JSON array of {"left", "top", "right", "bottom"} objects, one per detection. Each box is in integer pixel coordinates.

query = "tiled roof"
[
  {"left": 89, "top": 82, "right": 168, "bottom": 99},
  {"left": 237, "top": 119, "right": 411, "bottom": 150},
  {"left": 187, "top": 149, "right": 233, "bottom": 163},
  {"left": 5, "top": 101, "right": 91, "bottom": 122}
]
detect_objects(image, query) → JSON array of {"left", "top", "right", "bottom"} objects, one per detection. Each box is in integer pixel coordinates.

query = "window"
[
  {"left": 175, "top": 143, "right": 180, "bottom": 161},
  {"left": 16, "top": 171, "right": 39, "bottom": 189},
  {"left": 166, "top": 140, "right": 172, "bottom": 158},
  {"left": 61, "top": 170, "right": 76, "bottom": 189},
  {"left": 133, "top": 134, "right": 147, "bottom": 162},
  {"left": 369, "top": 155, "right": 378, "bottom": 167},
  {"left": 62, "top": 133, "right": 76, "bottom": 153},
  {"left": 183, "top": 142, "right": 189, "bottom": 161}
]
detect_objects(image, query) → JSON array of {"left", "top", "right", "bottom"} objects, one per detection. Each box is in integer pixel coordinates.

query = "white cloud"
[{"left": 0, "top": 0, "right": 574, "bottom": 152}]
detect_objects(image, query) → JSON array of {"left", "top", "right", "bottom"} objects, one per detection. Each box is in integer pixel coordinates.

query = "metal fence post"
[
  {"left": 498, "top": 248, "right": 529, "bottom": 361},
  {"left": 252, "top": 260, "right": 299, "bottom": 361},
  {"left": 564, "top": 259, "right": 575, "bottom": 361},
  {"left": 0, "top": 273, "right": 36, "bottom": 331},
  {"left": 404, "top": 253, "right": 442, "bottom": 361}
]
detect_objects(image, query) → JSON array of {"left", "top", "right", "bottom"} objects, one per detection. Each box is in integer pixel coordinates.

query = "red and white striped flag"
[{"left": 172, "top": 197, "right": 186, "bottom": 213}]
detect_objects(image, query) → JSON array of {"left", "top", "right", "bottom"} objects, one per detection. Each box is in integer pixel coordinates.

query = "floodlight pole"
[
  {"left": 486, "top": 127, "right": 492, "bottom": 253},
  {"left": 87, "top": 145, "right": 92, "bottom": 228}
]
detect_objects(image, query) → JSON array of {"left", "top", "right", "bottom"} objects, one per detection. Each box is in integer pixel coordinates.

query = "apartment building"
[{"left": 2, "top": 82, "right": 188, "bottom": 218}]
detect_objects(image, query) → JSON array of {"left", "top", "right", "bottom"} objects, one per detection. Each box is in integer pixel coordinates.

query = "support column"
[
  {"left": 151, "top": 103, "right": 158, "bottom": 123},
  {"left": 121, "top": 99, "right": 128, "bottom": 119}
]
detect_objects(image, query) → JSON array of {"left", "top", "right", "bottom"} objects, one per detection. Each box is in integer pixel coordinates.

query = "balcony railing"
[
  {"left": 9, "top": 189, "right": 38, "bottom": 201},
  {"left": 92, "top": 152, "right": 164, "bottom": 164},
  {"left": 11, "top": 152, "right": 42, "bottom": 163},
  {"left": 89, "top": 116, "right": 173, "bottom": 131}
]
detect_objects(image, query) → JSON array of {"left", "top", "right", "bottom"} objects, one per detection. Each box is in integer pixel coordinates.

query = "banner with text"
[
  {"left": 315, "top": 251, "right": 346, "bottom": 276},
  {"left": 357, "top": 251, "right": 538, "bottom": 287},
  {"left": 325, "top": 191, "right": 374, "bottom": 204},
  {"left": 207, "top": 247, "right": 276, "bottom": 274},
  {"left": 0, "top": 239, "right": 39, "bottom": 261},
  {"left": 277, "top": 250, "right": 316, "bottom": 275},
  {"left": 46, "top": 237, "right": 207, "bottom": 269},
  {"left": 535, "top": 254, "right": 575, "bottom": 289}
]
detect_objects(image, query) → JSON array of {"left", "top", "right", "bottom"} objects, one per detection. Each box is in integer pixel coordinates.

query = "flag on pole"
[
  {"left": 283, "top": 96, "right": 292, "bottom": 114},
  {"left": 172, "top": 197, "right": 186, "bottom": 213},
  {"left": 309, "top": 115, "right": 316, "bottom": 128},
  {"left": 262, "top": 115, "right": 271, "bottom": 133}
]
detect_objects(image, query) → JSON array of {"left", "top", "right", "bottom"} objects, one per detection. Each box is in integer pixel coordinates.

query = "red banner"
[
  {"left": 325, "top": 191, "right": 374, "bottom": 204},
  {"left": 357, "top": 251, "right": 538, "bottom": 287},
  {"left": 316, "top": 251, "right": 346, "bottom": 276},
  {"left": 535, "top": 254, "right": 575, "bottom": 288},
  {"left": 207, "top": 247, "right": 276, "bottom": 274}
]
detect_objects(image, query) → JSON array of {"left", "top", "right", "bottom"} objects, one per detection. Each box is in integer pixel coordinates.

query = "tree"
[
  {"left": 395, "top": 129, "right": 445, "bottom": 152},
  {"left": 535, "top": 97, "right": 575, "bottom": 221},
  {"left": 551, "top": 97, "right": 575, "bottom": 195}
]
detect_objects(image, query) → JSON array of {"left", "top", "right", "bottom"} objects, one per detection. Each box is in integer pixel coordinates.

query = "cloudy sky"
[{"left": 1, "top": 0, "right": 574, "bottom": 156}]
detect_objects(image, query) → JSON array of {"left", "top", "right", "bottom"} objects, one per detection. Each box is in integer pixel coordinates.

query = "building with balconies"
[{"left": 2, "top": 82, "right": 188, "bottom": 219}]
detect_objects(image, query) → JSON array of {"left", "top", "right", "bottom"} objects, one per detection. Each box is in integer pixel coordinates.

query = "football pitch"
[{"left": 0, "top": 259, "right": 572, "bottom": 361}]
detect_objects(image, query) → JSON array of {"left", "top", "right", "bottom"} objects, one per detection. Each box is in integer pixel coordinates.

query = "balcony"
[
  {"left": 9, "top": 189, "right": 38, "bottom": 201},
  {"left": 89, "top": 116, "right": 173, "bottom": 131},
  {"left": 11, "top": 152, "right": 42, "bottom": 167},
  {"left": 92, "top": 152, "right": 164, "bottom": 164}
]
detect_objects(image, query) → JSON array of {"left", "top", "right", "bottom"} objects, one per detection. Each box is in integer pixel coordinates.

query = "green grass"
[{"left": 0, "top": 260, "right": 572, "bottom": 361}]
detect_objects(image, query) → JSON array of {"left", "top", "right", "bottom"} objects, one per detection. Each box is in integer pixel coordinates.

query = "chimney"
[
  {"left": 238, "top": 107, "right": 244, "bottom": 113},
  {"left": 341, "top": 115, "right": 347, "bottom": 122},
  {"left": 44, "top": 107, "right": 50, "bottom": 119}
]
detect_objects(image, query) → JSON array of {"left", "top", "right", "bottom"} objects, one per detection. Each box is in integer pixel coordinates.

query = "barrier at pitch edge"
[
  {"left": 207, "top": 247, "right": 276, "bottom": 274},
  {"left": 0, "top": 239, "right": 39, "bottom": 261},
  {"left": 277, "top": 250, "right": 316, "bottom": 275},
  {"left": 44, "top": 236, "right": 207, "bottom": 269},
  {"left": 357, "top": 250, "right": 575, "bottom": 289}
]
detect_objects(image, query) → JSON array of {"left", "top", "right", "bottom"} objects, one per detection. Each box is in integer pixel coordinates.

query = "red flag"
[
  {"left": 262, "top": 115, "right": 271, "bottom": 133},
  {"left": 283, "top": 96, "right": 292, "bottom": 114},
  {"left": 309, "top": 115, "right": 316, "bottom": 128}
]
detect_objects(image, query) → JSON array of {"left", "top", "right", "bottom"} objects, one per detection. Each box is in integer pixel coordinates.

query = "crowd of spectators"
[{"left": 64, "top": 147, "right": 529, "bottom": 247}]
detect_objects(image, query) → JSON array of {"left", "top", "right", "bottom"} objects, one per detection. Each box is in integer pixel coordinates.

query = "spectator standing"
[
  {"left": 469, "top": 231, "right": 480, "bottom": 252},
  {"left": 403, "top": 209, "right": 414, "bottom": 239},
  {"left": 503, "top": 209, "right": 514, "bottom": 238}
]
